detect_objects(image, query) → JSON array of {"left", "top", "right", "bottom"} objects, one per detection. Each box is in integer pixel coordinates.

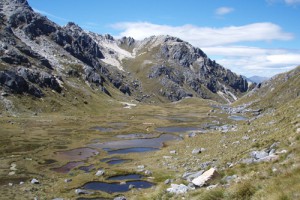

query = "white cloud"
[
  {"left": 202, "top": 46, "right": 286, "bottom": 57},
  {"left": 112, "top": 22, "right": 293, "bottom": 47},
  {"left": 215, "top": 7, "right": 234, "bottom": 15},
  {"left": 285, "top": 0, "right": 300, "bottom": 5},
  {"left": 206, "top": 46, "right": 300, "bottom": 77},
  {"left": 111, "top": 21, "right": 298, "bottom": 77},
  {"left": 266, "top": 0, "right": 300, "bottom": 5}
]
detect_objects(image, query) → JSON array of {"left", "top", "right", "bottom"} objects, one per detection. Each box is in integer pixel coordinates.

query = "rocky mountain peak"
[
  {"left": 0, "top": 0, "right": 250, "bottom": 104},
  {"left": 118, "top": 36, "right": 135, "bottom": 47},
  {"left": 1, "top": 0, "right": 32, "bottom": 18},
  {"left": 2, "top": 0, "right": 29, "bottom": 8},
  {"left": 65, "top": 22, "right": 83, "bottom": 33}
]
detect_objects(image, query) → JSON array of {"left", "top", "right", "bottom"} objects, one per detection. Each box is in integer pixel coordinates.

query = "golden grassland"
[{"left": 0, "top": 68, "right": 299, "bottom": 200}]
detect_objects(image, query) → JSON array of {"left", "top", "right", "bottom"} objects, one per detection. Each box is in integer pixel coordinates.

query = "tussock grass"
[{"left": 0, "top": 67, "right": 299, "bottom": 199}]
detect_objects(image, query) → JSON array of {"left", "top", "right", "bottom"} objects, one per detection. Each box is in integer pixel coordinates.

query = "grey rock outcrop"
[
  {"left": 114, "top": 196, "right": 127, "bottom": 200},
  {"left": 182, "top": 170, "right": 204, "bottom": 182},
  {"left": 0, "top": 0, "right": 251, "bottom": 104},
  {"left": 147, "top": 36, "right": 249, "bottom": 102},
  {"left": 55, "top": 22, "right": 104, "bottom": 67},
  {"left": 166, "top": 183, "right": 190, "bottom": 194}
]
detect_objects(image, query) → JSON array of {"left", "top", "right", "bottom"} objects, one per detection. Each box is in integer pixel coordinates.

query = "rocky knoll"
[
  {"left": 0, "top": 0, "right": 249, "bottom": 104},
  {"left": 146, "top": 36, "right": 248, "bottom": 102}
]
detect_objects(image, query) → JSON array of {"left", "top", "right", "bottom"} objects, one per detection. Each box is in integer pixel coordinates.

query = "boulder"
[
  {"left": 95, "top": 169, "right": 105, "bottom": 176},
  {"left": 64, "top": 179, "right": 72, "bottom": 183},
  {"left": 269, "top": 149, "right": 276, "bottom": 155},
  {"left": 192, "top": 148, "right": 202, "bottom": 154},
  {"left": 182, "top": 170, "right": 204, "bottom": 182},
  {"left": 250, "top": 150, "right": 269, "bottom": 159},
  {"left": 30, "top": 178, "right": 39, "bottom": 184},
  {"left": 242, "top": 136, "right": 250, "bottom": 140},
  {"left": 166, "top": 183, "right": 190, "bottom": 194},
  {"left": 258, "top": 154, "right": 279, "bottom": 162},
  {"left": 128, "top": 184, "right": 135, "bottom": 189},
  {"left": 75, "top": 189, "right": 93, "bottom": 195},
  {"left": 144, "top": 170, "right": 152, "bottom": 175},
  {"left": 170, "top": 150, "right": 176, "bottom": 154},
  {"left": 114, "top": 196, "right": 126, "bottom": 200},
  {"left": 137, "top": 165, "right": 145, "bottom": 169},
  {"left": 192, "top": 168, "right": 219, "bottom": 187}
]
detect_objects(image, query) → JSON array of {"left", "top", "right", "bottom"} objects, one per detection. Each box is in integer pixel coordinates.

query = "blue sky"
[{"left": 28, "top": 0, "right": 300, "bottom": 77}]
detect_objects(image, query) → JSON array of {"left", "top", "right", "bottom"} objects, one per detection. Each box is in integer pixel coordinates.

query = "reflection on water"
[
  {"left": 100, "top": 157, "right": 132, "bottom": 165},
  {"left": 107, "top": 174, "right": 142, "bottom": 181},
  {"left": 107, "top": 147, "right": 159, "bottom": 154}
]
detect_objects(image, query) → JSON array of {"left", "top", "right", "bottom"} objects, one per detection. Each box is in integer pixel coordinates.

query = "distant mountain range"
[{"left": 246, "top": 76, "right": 269, "bottom": 84}]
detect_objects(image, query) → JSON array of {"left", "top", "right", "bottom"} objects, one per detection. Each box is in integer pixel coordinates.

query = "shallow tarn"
[
  {"left": 82, "top": 181, "right": 154, "bottom": 193},
  {"left": 100, "top": 157, "right": 132, "bottom": 165},
  {"left": 88, "top": 134, "right": 181, "bottom": 154},
  {"left": 52, "top": 161, "right": 84, "bottom": 173},
  {"left": 54, "top": 147, "right": 99, "bottom": 161},
  {"left": 106, "top": 174, "right": 143, "bottom": 181},
  {"left": 106, "top": 147, "right": 159, "bottom": 154}
]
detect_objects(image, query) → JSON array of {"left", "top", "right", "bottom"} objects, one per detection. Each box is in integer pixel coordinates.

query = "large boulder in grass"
[{"left": 192, "top": 168, "right": 219, "bottom": 187}]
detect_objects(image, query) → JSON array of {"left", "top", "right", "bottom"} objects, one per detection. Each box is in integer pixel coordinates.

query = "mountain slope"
[
  {"left": 0, "top": 0, "right": 249, "bottom": 116},
  {"left": 238, "top": 66, "right": 300, "bottom": 109}
]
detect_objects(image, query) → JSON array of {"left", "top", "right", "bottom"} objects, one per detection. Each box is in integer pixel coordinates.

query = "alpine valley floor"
[{"left": 0, "top": 66, "right": 299, "bottom": 200}]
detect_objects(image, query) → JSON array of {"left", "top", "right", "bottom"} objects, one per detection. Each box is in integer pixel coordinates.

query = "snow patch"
[{"left": 86, "top": 32, "right": 134, "bottom": 70}]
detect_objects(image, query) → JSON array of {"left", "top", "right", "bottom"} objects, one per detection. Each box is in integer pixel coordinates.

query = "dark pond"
[
  {"left": 107, "top": 147, "right": 159, "bottom": 155},
  {"left": 106, "top": 174, "right": 142, "bottom": 181},
  {"left": 52, "top": 161, "right": 84, "bottom": 173},
  {"left": 82, "top": 181, "right": 154, "bottom": 193},
  {"left": 79, "top": 164, "right": 95, "bottom": 173},
  {"left": 107, "top": 159, "right": 131, "bottom": 165},
  {"left": 100, "top": 157, "right": 131, "bottom": 165}
]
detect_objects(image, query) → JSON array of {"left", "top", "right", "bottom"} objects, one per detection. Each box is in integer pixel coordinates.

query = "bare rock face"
[
  {"left": 192, "top": 168, "right": 219, "bottom": 187},
  {"left": 55, "top": 22, "right": 104, "bottom": 67},
  {"left": 0, "top": 0, "right": 250, "bottom": 104},
  {"left": 147, "top": 36, "right": 248, "bottom": 102}
]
